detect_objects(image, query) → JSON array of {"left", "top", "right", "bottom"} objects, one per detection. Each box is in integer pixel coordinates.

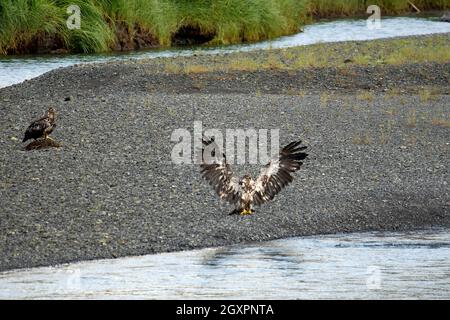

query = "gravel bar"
[{"left": 0, "top": 34, "right": 449, "bottom": 271}]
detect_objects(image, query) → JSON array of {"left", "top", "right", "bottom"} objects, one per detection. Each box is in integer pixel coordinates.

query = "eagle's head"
[
  {"left": 240, "top": 175, "right": 254, "bottom": 191},
  {"left": 47, "top": 107, "right": 55, "bottom": 120}
]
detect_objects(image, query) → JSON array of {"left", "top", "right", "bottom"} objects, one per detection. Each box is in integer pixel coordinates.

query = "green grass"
[
  {"left": 0, "top": 0, "right": 64, "bottom": 54},
  {"left": 61, "top": 0, "right": 115, "bottom": 53},
  {"left": 0, "top": 0, "right": 307, "bottom": 54},
  {"left": 0, "top": 0, "right": 449, "bottom": 54},
  {"left": 307, "top": 0, "right": 450, "bottom": 18},
  {"left": 152, "top": 33, "right": 450, "bottom": 74}
]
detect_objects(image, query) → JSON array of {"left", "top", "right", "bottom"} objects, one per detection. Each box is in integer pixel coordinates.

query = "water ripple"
[{"left": 0, "top": 228, "right": 449, "bottom": 299}]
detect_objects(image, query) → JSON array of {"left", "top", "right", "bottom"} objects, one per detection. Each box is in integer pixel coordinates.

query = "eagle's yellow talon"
[{"left": 240, "top": 209, "right": 252, "bottom": 215}]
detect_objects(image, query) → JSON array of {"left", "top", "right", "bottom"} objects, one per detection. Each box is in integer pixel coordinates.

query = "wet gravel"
[{"left": 0, "top": 36, "right": 449, "bottom": 271}]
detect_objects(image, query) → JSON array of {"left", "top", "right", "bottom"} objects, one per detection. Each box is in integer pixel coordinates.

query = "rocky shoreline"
[{"left": 0, "top": 34, "right": 449, "bottom": 272}]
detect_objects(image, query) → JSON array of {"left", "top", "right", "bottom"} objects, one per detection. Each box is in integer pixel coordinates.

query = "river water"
[
  {"left": 0, "top": 229, "right": 449, "bottom": 299},
  {"left": 0, "top": 16, "right": 449, "bottom": 88}
]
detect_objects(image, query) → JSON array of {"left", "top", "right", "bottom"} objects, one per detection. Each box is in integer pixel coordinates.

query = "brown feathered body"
[
  {"left": 23, "top": 108, "right": 56, "bottom": 142},
  {"left": 200, "top": 137, "right": 308, "bottom": 215}
]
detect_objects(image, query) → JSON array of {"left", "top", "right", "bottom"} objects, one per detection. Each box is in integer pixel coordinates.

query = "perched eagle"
[
  {"left": 200, "top": 137, "right": 308, "bottom": 215},
  {"left": 23, "top": 107, "right": 56, "bottom": 142}
]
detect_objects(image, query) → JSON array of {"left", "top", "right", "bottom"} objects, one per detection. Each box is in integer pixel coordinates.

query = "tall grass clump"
[
  {"left": 97, "top": 0, "right": 178, "bottom": 46},
  {"left": 132, "top": 0, "right": 179, "bottom": 46},
  {"left": 306, "top": 0, "right": 450, "bottom": 17},
  {"left": 154, "top": 0, "right": 307, "bottom": 45},
  {"left": 0, "top": 0, "right": 64, "bottom": 54},
  {"left": 0, "top": 0, "right": 306, "bottom": 53},
  {"left": 0, "top": 0, "right": 449, "bottom": 54},
  {"left": 56, "top": 0, "right": 115, "bottom": 53}
]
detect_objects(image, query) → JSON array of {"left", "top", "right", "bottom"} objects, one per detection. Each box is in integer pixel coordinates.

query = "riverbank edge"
[
  {"left": 4, "top": 33, "right": 448, "bottom": 96},
  {"left": 2, "top": 226, "right": 449, "bottom": 274},
  {"left": 1, "top": 6, "right": 448, "bottom": 56}
]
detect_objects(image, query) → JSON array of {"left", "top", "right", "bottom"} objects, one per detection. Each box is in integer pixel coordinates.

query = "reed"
[
  {"left": 0, "top": 0, "right": 448, "bottom": 54},
  {"left": 307, "top": 0, "right": 449, "bottom": 18}
]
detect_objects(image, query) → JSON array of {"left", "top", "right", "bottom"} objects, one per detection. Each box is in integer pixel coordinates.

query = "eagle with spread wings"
[
  {"left": 23, "top": 107, "right": 56, "bottom": 142},
  {"left": 200, "top": 137, "right": 308, "bottom": 215}
]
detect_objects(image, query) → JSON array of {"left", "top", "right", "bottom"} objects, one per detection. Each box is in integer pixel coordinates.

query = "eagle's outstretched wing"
[
  {"left": 200, "top": 137, "right": 242, "bottom": 204},
  {"left": 253, "top": 140, "right": 308, "bottom": 205}
]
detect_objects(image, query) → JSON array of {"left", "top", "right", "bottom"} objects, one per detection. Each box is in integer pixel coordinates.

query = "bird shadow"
[{"left": 24, "top": 139, "right": 62, "bottom": 151}]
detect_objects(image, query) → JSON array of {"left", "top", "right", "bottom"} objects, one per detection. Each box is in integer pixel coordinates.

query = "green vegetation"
[
  {"left": 0, "top": 0, "right": 307, "bottom": 54},
  {"left": 0, "top": 0, "right": 449, "bottom": 55},
  {"left": 307, "top": 0, "right": 450, "bottom": 18},
  {"left": 0, "top": 0, "right": 64, "bottom": 54},
  {"left": 151, "top": 33, "right": 450, "bottom": 74}
]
